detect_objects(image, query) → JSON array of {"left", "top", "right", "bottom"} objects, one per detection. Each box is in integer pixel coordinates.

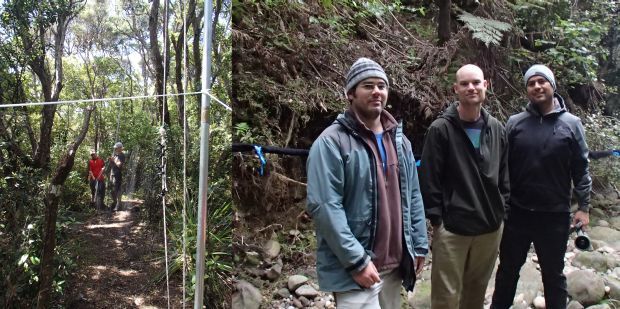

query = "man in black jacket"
[
  {"left": 491, "top": 64, "right": 592, "bottom": 309},
  {"left": 420, "top": 64, "right": 509, "bottom": 309}
]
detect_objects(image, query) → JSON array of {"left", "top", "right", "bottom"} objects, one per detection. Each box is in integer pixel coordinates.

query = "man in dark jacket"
[
  {"left": 307, "top": 58, "right": 428, "bottom": 308},
  {"left": 420, "top": 64, "right": 509, "bottom": 309},
  {"left": 491, "top": 64, "right": 592, "bottom": 309}
]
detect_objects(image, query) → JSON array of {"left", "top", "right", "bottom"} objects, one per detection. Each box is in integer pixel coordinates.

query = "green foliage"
[
  {"left": 512, "top": 0, "right": 616, "bottom": 86},
  {"left": 583, "top": 113, "right": 620, "bottom": 187},
  {"left": 458, "top": 12, "right": 512, "bottom": 47}
]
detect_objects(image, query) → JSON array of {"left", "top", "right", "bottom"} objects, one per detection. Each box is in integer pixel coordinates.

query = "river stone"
[
  {"left": 585, "top": 305, "right": 611, "bottom": 309},
  {"left": 263, "top": 239, "right": 281, "bottom": 259},
  {"left": 232, "top": 280, "right": 262, "bottom": 309},
  {"left": 299, "top": 296, "right": 311, "bottom": 307},
  {"left": 276, "top": 288, "right": 291, "bottom": 299},
  {"left": 264, "top": 262, "right": 283, "bottom": 280},
  {"left": 514, "top": 261, "right": 543, "bottom": 306},
  {"left": 596, "top": 219, "right": 610, "bottom": 227},
  {"left": 589, "top": 227, "right": 620, "bottom": 244},
  {"left": 567, "top": 270, "right": 605, "bottom": 306},
  {"left": 292, "top": 298, "right": 303, "bottom": 308},
  {"left": 288, "top": 275, "right": 309, "bottom": 291},
  {"left": 533, "top": 296, "right": 545, "bottom": 308},
  {"left": 605, "top": 276, "right": 620, "bottom": 300},
  {"left": 567, "top": 300, "right": 584, "bottom": 309},
  {"left": 572, "top": 251, "right": 618, "bottom": 272},
  {"left": 589, "top": 207, "right": 606, "bottom": 219},
  {"left": 295, "top": 284, "right": 319, "bottom": 298},
  {"left": 609, "top": 217, "right": 620, "bottom": 230}
]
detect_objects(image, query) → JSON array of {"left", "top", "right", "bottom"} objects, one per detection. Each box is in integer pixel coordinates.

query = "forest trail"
[{"left": 63, "top": 201, "right": 183, "bottom": 309}]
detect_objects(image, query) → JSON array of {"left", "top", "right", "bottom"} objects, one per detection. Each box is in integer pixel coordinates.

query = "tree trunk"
[
  {"left": 36, "top": 107, "right": 93, "bottom": 308},
  {"left": 436, "top": 0, "right": 451, "bottom": 45},
  {"left": 149, "top": 0, "right": 171, "bottom": 127}
]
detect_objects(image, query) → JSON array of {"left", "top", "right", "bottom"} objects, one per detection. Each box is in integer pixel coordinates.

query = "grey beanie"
[
  {"left": 345, "top": 57, "right": 389, "bottom": 94},
  {"left": 524, "top": 64, "right": 556, "bottom": 91}
]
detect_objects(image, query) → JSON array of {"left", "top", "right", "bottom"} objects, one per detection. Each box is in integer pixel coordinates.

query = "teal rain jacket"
[{"left": 306, "top": 111, "right": 428, "bottom": 292}]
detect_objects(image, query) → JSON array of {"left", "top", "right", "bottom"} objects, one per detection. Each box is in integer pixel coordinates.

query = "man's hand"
[
  {"left": 415, "top": 256, "right": 425, "bottom": 276},
  {"left": 572, "top": 210, "right": 590, "bottom": 228},
  {"left": 352, "top": 261, "right": 381, "bottom": 289}
]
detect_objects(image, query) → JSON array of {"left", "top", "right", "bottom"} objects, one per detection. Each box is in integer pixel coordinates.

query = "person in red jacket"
[{"left": 88, "top": 149, "right": 106, "bottom": 209}]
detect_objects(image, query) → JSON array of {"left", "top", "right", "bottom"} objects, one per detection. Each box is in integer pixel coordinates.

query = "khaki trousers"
[
  {"left": 334, "top": 267, "right": 402, "bottom": 309},
  {"left": 431, "top": 224, "right": 503, "bottom": 309}
]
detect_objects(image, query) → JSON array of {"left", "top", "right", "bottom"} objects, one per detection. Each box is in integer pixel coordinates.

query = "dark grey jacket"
[
  {"left": 420, "top": 102, "right": 509, "bottom": 236},
  {"left": 506, "top": 93, "right": 591, "bottom": 213}
]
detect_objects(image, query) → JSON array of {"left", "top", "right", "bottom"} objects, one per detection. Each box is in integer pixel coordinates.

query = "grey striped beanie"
[
  {"left": 345, "top": 58, "right": 389, "bottom": 94},
  {"left": 524, "top": 64, "right": 556, "bottom": 91}
]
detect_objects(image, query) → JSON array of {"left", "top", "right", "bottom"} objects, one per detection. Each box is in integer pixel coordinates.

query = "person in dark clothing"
[
  {"left": 491, "top": 64, "right": 592, "bottom": 309},
  {"left": 109, "top": 142, "right": 126, "bottom": 211},
  {"left": 306, "top": 58, "right": 428, "bottom": 308},
  {"left": 420, "top": 64, "right": 509, "bottom": 309},
  {"left": 88, "top": 149, "right": 106, "bottom": 209}
]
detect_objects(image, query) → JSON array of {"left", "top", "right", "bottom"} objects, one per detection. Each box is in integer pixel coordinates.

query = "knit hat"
[
  {"left": 345, "top": 57, "right": 389, "bottom": 94},
  {"left": 524, "top": 64, "right": 556, "bottom": 91},
  {"left": 113, "top": 142, "right": 123, "bottom": 149}
]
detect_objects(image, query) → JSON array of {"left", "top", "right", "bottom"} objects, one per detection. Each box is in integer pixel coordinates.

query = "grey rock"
[
  {"left": 295, "top": 284, "right": 320, "bottom": 298},
  {"left": 597, "top": 220, "right": 610, "bottom": 227},
  {"left": 605, "top": 276, "right": 620, "bottom": 300},
  {"left": 292, "top": 298, "right": 303, "bottom": 308},
  {"left": 573, "top": 251, "right": 620, "bottom": 272},
  {"left": 288, "top": 275, "right": 309, "bottom": 291},
  {"left": 314, "top": 298, "right": 327, "bottom": 308},
  {"left": 567, "top": 300, "right": 584, "bottom": 309},
  {"left": 276, "top": 288, "right": 292, "bottom": 299},
  {"left": 232, "top": 280, "right": 262, "bottom": 309},
  {"left": 589, "top": 207, "right": 606, "bottom": 219},
  {"left": 585, "top": 305, "right": 610, "bottom": 309},
  {"left": 299, "top": 296, "right": 311, "bottom": 307},
  {"left": 264, "top": 239, "right": 281, "bottom": 259},
  {"left": 264, "top": 263, "right": 283, "bottom": 281},
  {"left": 589, "top": 227, "right": 620, "bottom": 245},
  {"left": 514, "top": 261, "right": 543, "bottom": 306},
  {"left": 567, "top": 270, "right": 606, "bottom": 306},
  {"left": 533, "top": 296, "right": 545, "bottom": 308},
  {"left": 609, "top": 217, "right": 620, "bottom": 230}
]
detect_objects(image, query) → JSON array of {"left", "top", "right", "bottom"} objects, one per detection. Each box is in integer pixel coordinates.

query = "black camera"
[{"left": 570, "top": 222, "right": 591, "bottom": 251}]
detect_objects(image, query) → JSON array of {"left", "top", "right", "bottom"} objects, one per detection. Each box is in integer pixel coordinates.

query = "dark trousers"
[
  {"left": 491, "top": 207, "right": 570, "bottom": 309},
  {"left": 110, "top": 175, "right": 122, "bottom": 210}
]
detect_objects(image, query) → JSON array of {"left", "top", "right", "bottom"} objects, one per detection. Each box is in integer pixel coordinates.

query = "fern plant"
[{"left": 458, "top": 12, "right": 512, "bottom": 47}]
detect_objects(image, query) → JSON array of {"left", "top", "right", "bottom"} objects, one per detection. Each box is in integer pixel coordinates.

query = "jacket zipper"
[{"left": 350, "top": 129, "right": 379, "bottom": 251}]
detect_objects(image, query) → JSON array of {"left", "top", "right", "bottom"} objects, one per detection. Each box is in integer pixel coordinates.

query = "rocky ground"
[{"left": 233, "top": 194, "right": 620, "bottom": 309}]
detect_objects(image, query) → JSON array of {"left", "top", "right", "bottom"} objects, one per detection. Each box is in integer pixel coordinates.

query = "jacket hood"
[
  {"left": 440, "top": 101, "right": 490, "bottom": 125},
  {"left": 525, "top": 93, "right": 566, "bottom": 117},
  {"left": 336, "top": 108, "right": 399, "bottom": 134}
]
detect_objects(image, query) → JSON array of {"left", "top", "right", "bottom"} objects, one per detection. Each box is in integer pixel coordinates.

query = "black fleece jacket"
[
  {"left": 419, "top": 102, "right": 510, "bottom": 236},
  {"left": 506, "top": 93, "right": 591, "bottom": 213}
]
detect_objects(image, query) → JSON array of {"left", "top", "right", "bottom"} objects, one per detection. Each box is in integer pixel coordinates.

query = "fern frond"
[{"left": 458, "top": 12, "right": 512, "bottom": 47}]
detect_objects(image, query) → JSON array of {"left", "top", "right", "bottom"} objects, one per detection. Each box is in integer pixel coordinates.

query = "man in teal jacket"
[
  {"left": 420, "top": 64, "right": 510, "bottom": 309},
  {"left": 307, "top": 57, "right": 428, "bottom": 308}
]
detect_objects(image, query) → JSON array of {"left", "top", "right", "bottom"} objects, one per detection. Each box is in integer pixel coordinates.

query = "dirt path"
[{"left": 63, "top": 202, "right": 184, "bottom": 308}]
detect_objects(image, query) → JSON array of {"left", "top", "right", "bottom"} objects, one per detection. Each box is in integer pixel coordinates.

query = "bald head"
[
  {"left": 455, "top": 64, "right": 484, "bottom": 82},
  {"left": 453, "top": 64, "right": 488, "bottom": 106}
]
